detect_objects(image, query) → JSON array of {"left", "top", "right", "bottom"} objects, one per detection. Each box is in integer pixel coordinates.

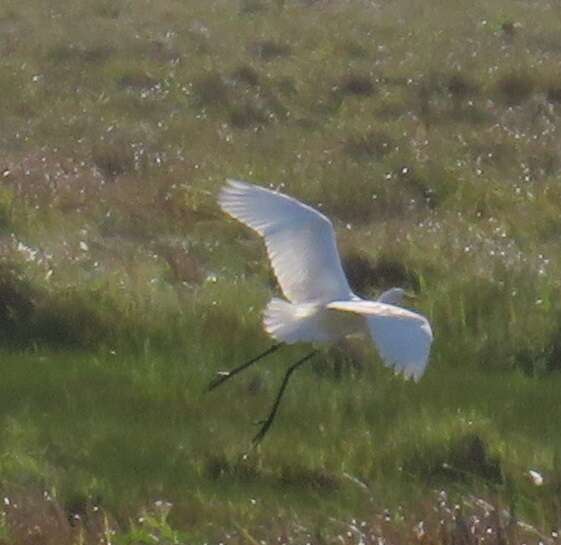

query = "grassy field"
[{"left": 1, "top": 0, "right": 561, "bottom": 542}]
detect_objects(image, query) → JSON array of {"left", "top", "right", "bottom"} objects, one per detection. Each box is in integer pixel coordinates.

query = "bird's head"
[{"left": 377, "top": 287, "right": 416, "bottom": 306}]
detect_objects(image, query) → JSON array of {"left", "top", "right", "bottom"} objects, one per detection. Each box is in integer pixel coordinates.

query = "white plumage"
[{"left": 219, "top": 179, "right": 433, "bottom": 381}]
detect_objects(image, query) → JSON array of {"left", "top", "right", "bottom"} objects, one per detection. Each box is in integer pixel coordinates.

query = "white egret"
[{"left": 209, "top": 179, "right": 433, "bottom": 443}]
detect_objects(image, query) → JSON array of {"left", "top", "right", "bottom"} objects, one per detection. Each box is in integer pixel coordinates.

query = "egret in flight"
[{"left": 209, "top": 179, "right": 433, "bottom": 443}]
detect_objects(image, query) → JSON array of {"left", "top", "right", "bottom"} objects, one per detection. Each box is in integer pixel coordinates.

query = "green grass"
[
  {"left": 1, "top": 349, "right": 561, "bottom": 541},
  {"left": 1, "top": 0, "right": 561, "bottom": 541}
]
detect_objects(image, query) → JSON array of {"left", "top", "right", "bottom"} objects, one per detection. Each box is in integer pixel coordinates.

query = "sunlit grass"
[{"left": 0, "top": 348, "right": 560, "bottom": 540}]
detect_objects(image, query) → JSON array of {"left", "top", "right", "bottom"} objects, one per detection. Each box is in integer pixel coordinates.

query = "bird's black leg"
[
  {"left": 253, "top": 350, "right": 318, "bottom": 444},
  {"left": 207, "top": 343, "right": 282, "bottom": 392}
]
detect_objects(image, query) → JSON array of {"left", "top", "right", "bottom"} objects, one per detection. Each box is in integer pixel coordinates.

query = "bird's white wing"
[
  {"left": 219, "top": 179, "right": 353, "bottom": 303},
  {"left": 327, "top": 300, "right": 433, "bottom": 381}
]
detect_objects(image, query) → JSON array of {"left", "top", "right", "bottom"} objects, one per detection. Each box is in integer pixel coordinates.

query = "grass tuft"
[
  {"left": 249, "top": 39, "right": 291, "bottom": 61},
  {"left": 337, "top": 73, "right": 376, "bottom": 97},
  {"left": 495, "top": 71, "right": 535, "bottom": 106}
]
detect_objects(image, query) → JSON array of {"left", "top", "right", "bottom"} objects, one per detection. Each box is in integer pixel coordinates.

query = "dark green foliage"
[
  {"left": 337, "top": 73, "right": 376, "bottom": 97},
  {"left": 92, "top": 137, "right": 136, "bottom": 180},
  {"left": 343, "top": 130, "right": 395, "bottom": 161},
  {"left": 496, "top": 72, "right": 535, "bottom": 105},
  {"left": 0, "top": 262, "right": 36, "bottom": 342},
  {"left": 405, "top": 431, "right": 503, "bottom": 485},
  {"left": 248, "top": 40, "right": 291, "bottom": 61},
  {"left": 343, "top": 253, "right": 419, "bottom": 295},
  {"left": 192, "top": 72, "right": 229, "bottom": 108}
]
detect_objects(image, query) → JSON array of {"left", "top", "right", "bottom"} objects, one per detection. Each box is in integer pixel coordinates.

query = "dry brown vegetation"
[{"left": 0, "top": 487, "right": 556, "bottom": 545}]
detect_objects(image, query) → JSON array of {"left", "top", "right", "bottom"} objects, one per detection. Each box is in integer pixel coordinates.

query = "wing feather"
[
  {"left": 327, "top": 300, "right": 433, "bottom": 380},
  {"left": 219, "top": 179, "right": 353, "bottom": 303}
]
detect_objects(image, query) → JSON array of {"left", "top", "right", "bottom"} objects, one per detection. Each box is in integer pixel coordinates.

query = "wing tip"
[
  {"left": 224, "top": 178, "right": 250, "bottom": 190},
  {"left": 218, "top": 179, "right": 248, "bottom": 211}
]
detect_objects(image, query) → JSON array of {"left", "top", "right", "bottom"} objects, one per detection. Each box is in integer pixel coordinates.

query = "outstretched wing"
[
  {"left": 219, "top": 179, "right": 353, "bottom": 304},
  {"left": 327, "top": 300, "right": 433, "bottom": 381}
]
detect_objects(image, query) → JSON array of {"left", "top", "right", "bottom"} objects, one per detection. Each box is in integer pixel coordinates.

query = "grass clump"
[
  {"left": 248, "top": 39, "right": 291, "bottom": 61},
  {"left": 0, "top": 261, "right": 36, "bottom": 343},
  {"left": 337, "top": 73, "right": 376, "bottom": 97},
  {"left": 496, "top": 71, "right": 536, "bottom": 105}
]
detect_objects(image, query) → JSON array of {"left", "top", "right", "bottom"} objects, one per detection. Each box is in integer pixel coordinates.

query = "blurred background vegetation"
[{"left": 1, "top": 0, "right": 561, "bottom": 542}]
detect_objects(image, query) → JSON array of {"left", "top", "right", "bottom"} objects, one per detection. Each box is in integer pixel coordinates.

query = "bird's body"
[
  {"left": 219, "top": 179, "right": 433, "bottom": 381},
  {"left": 263, "top": 297, "right": 361, "bottom": 344}
]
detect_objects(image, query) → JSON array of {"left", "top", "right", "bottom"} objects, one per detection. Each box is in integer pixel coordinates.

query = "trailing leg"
[
  {"left": 207, "top": 343, "right": 282, "bottom": 392},
  {"left": 253, "top": 350, "right": 318, "bottom": 444}
]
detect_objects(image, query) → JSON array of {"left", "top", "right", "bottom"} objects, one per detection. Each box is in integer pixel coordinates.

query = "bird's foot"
[
  {"left": 206, "top": 371, "right": 232, "bottom": 392},
  {"left": 252, "top": 418, "right": 272, "bottom": 444},
  {"left": 252, "top": 428, "right": 267, "bottom": 445}
]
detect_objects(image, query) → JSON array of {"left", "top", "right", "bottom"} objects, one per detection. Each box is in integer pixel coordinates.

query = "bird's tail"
[{"left": 263, "top": 298, "right": 325, "bottom": 344}]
